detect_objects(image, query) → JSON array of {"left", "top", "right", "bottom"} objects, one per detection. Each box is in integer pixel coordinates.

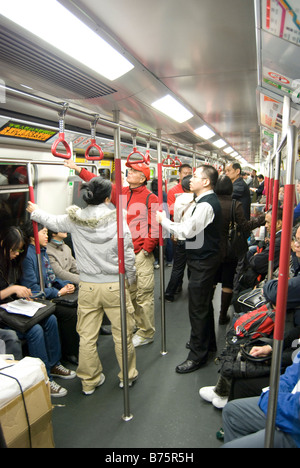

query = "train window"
[{"left": 0, "top": 164, "right": 30, "bottom": 230}]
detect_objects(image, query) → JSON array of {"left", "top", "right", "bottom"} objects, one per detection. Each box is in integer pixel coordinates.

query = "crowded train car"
[{"left": 0, "top": 0, "right": 300, "bottom": 450}]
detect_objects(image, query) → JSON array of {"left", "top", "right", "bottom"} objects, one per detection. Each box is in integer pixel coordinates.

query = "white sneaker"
[
  {"left": 82, "top": 373, "right": 105, "bottom": 396},
  {"left": 119, "top": 376, "right": 138, "bottom": 388},
  {"left": 50, "top": 380, "right": 68, "bottom": 398},
  {"left": 199, "top": 386, "right": 219, "bottom": 402},
  {"left": 212, "top": 396, "right": 228, "bottom": 409},
  {"left": 132, "top": 334, "right": 154, "bottom": 347}
]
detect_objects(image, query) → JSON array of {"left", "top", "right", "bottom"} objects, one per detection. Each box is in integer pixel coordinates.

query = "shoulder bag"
[
  {"left": 226, "top": 199, "right": 249, "bottom": 260},
  {"left": 0, "top": 299, "right": 56, "bottom": 334}
]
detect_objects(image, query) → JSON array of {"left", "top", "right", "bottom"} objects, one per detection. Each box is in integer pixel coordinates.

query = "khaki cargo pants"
[
  {"left": 76, "top": 281, "right": 138, "bottom": 393},
  {"left": 129, "top": 250, "right": 155, "bottom": 340}
]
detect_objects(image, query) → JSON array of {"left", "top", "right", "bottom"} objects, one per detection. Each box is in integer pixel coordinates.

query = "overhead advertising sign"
[{"left": 0, "top": 121, "right": 57, "bottom": 142}]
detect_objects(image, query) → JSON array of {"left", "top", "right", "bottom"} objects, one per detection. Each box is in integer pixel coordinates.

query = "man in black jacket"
[{"left": 225, "top": 163, "right": 251, "bottom": 219}]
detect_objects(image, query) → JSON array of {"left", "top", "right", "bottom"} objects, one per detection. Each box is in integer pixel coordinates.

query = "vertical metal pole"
[
  {"left": 267, "top": 133, "right": 280, "bottom": 281},
  {"left": 264, "top": 125, "right": 298, "bottom": 448},
  {"left": 157, "top": 131, "right": 167, "bottom": 356},
  {"left": 113, "top": 110, "right": 133, "bottom": 421},
  {"left": 27, "top": 162, "right": 45, "bottom": 294}
]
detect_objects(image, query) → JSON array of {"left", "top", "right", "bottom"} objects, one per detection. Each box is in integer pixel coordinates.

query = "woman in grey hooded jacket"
[{"left": 27, "top": 177, "right": 138, "bottom": 395}]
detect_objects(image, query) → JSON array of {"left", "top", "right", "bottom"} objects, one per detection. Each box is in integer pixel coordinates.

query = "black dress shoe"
[{"left": 175, "top": 359, "right": 204, "bottom": 374}]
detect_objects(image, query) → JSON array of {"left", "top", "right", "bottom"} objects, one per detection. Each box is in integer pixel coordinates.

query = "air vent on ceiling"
[{"left": 0, "top": 27, "right": 117, "bottom": 100}]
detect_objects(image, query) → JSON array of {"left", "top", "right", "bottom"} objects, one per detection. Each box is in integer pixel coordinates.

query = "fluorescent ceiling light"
[
  {"left": 194, "top": 125, "right": 215, "bottom": 140},
  {"left": 151, "top": 95, "right": 193, "bottom": 123},
  {"left": 223, "top": 147, "right": 234, "bottom": 154},
  {"left": 231, "top": 152, "right": 239, "bottom": 157},
  {"left": 213, "top": 139, "right": 226, "bottom": 148},
  {"left": 0, "top": 0, "right": 134, "bottom": 81}
]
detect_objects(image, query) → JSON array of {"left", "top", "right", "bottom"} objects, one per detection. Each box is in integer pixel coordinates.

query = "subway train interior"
[{"left": 0, "top": 0, "right": 300, "bottom": 450}]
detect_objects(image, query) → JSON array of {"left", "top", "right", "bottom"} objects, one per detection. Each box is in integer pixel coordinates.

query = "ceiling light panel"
[
  {"left": 151, "top": 95, "right": 193, "bottom": 123},
  {"left": 194, "top": 125, "right": 215, "bottom": 140}
]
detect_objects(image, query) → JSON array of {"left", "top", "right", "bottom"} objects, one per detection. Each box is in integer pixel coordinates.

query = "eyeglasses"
[
  {"left": 293, "top": 237, "right": 300, "bottom": 245},
  {"left": 11, "top": 248, "right": 24, "bottom": 253}
]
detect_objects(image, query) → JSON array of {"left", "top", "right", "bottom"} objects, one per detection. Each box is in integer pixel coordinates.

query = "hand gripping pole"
[
  {"left": 85, "top": 116, "right": 104, "bottom": 161},
  {"left": 51, "top": 104, "right": 72, "bottom": 159}
]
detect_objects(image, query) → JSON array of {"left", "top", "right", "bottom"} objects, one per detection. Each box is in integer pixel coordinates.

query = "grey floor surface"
[{"left": 51, "top": 267, "right": 230, "bottom": 449}]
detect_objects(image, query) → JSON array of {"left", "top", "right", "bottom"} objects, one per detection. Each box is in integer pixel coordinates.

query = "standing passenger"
[
  {"left": 167, "top": 164, "right": 193, "bottom": 220},
  {"left": 157, "top": 165, "right": 222, "bottom": 373},
  {"left": 64, "top": 159, "right": 159, "bottom": 348},
  {"left": 225, "top": 163, "right": 251, "bottom": 219},
  {"left": 27, "top": 177, "right": 138, "bottom": 394}
]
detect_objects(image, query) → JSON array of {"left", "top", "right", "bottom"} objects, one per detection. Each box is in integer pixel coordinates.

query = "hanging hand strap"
[
  {"left": 85, "top": 116, "right": 104, "bottom": 161},
  {"left": 51, "top": 105, "right": 71, "bottom": 159}
]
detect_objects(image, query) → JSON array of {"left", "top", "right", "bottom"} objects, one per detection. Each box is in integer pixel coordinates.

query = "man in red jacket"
[{"left": 64, "top": 159, "right": 159, "bottom": 347}]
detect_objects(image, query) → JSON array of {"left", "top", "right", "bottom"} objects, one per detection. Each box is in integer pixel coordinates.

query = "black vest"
[{"left": 186, "top": 192, "right": 222, "bottom": 260}]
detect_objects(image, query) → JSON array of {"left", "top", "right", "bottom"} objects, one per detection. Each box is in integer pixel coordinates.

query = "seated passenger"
[
  {"left": 27, "top": 177, "right": 138, "bottom": 394},
  {"left": 263, "top": 222, "right": 300, "bottom": 325},
  {"left": 200, "top": 225, "right": 300, "bottom": 410},
  {"left": 236, "top": 208, "right": 282, "bottom": 293},
  {"left": 21, "top": 222, "right": 79, "bottom": 364},
  {"left": 248, "top": 208, "right": 282, "bottom": 281},
  {"left": 222, "top": 352, "right": 300, "bottom": 448},
  {"left": 0, "top": 226, "right": 75, "bottom": 397},
  {"left": 47, "top": 230, "right": 80, "bottom": 285}
]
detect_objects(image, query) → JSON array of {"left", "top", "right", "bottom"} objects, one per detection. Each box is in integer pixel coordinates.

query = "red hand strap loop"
[
  {"left": 173, "top": 156, "right": 182, "bottom": 168},
  {"left": 126, "top": 147, "right": 148, "bottom": 166},
  {"left": 85, "top": 139, "right": 104, "bottom": 161},
  {"left": 51, "top": 133, "right": 72, "bottom": 159},
  {"left": 162, "top": 156, "right": 175, "bottom": 168}
]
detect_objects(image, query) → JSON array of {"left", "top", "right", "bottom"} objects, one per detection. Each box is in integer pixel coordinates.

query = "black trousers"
[
  {"left": 186, "top": 253, "right": 220, "bottom": 363},
  {"left": 165, "top": 241, "right": 187, "bottom": 297}
]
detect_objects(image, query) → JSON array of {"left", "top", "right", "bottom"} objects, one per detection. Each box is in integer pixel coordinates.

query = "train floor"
[{"left": 51, "top": 266, "right": 229, "bottom": 449}]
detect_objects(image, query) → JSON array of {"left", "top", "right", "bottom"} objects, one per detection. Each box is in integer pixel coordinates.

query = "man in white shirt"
[
  {"left": 165, "top": 175, "right": 194, "bottom": 302},
  {"left": 157, "top": 165, "right": 222, "bottom": 373}
]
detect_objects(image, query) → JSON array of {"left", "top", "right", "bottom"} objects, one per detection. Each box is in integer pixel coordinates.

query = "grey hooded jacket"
[{"left": 30, "top": 203, "right": 136, "bottom": 284}]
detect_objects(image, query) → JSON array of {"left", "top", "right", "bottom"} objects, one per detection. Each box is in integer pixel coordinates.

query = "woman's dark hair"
[
  {"left": 81, "top": 177, "right": 112, "bottom": 205},
  {"left": 214, "top": 175, "right": 233, "bottom": 196},
  {"left": 0, "top": 226, "right": 27, "bottom": 282}
]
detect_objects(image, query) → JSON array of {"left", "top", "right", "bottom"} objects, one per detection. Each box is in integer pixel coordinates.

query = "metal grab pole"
[
  {"left": 264, "top": 125, "right": 298, "bottom": 448},
  {"left": 267, "top": 134, "right": 280, "bottom": 281},
  {"left": 113, "top": 110, "right": 133, "bottom": 422},
  {"left": 157, "top": 135, "right": 167, "bottom": 356},
  {"left": 26, "top": 162, "right": 45, "bottom": 294}
]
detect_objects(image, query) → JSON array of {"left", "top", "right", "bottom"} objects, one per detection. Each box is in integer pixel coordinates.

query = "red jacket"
[
  {"left": 79, "top": 168, "right": 159, "bottom": 254},
  {"left": 167, "top": 183, "right": 184, "bottom": 219}
]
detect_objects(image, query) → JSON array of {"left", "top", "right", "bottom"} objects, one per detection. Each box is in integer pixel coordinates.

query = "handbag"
[
  {"left": 226, "top": 199, "right": 249, "bottom": 260},
  {"left": 217, "top": 337, "right": 272, "bottom": 379},
  {"left": 0, "top": 299, "right": 56, "bottom": 334},
  {"left": 237, "top": 288, "right": 267, "bottom": 310}
]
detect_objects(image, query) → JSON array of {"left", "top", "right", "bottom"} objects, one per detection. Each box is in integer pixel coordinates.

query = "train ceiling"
[{"left": 0, "top": 0, "right": 299, "bottom": 165}]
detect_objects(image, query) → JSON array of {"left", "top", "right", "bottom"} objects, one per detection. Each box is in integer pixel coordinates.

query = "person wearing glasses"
[
  {"left": 0, "top": 226, "right": 75, "bottom": 397},
  {"left": 157, "top": 165, "right": 222, "bottom": 373}
]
